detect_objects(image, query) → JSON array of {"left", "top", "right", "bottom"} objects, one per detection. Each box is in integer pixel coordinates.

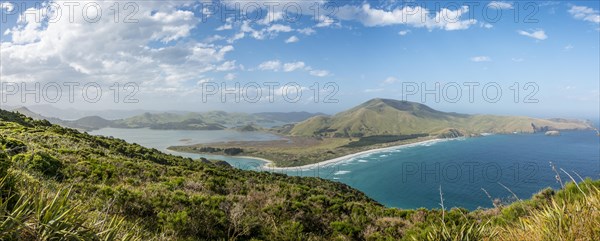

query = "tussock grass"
[
  {"left": 494, "top": 180, "right": 600, "bottom": 241},
  {"left": 417, "top": 179, "right": 600, "bottom": 241},
  {"left": 1, "top": 109, "right": 599, "bottom": 240},
  {"left": 0, "top": 175, "right": 142, "bottom": 241}
]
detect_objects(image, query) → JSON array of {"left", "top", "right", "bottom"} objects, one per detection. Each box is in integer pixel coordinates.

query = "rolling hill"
[
  {"left": 1, "top": 108, "right": 599, "bottom": 240},
  {"left": 254, "top": 111, "right": 328, "bottom": 123},
  {"left": 289, "top": 98, "right": 594, "bottom": 137},
  {"left": 66, "top": 116, "right": 114, "bottom": 130},
  {"left": 9, "top": 107, "right": 323, "bottom": 131},
  {"left": 114, "top": 111, "right": 324, "bottom": 128}
]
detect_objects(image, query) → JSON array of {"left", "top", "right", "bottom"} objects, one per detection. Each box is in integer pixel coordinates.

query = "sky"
[{"left": 0, "top": 0, "right": 599, "bottom": 119}]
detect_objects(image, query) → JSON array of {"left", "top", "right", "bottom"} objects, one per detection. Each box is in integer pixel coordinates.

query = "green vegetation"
[
  {"left": 107, "top": 111, "right": 313, "bottom": 130},
  {"left": 288, "top": 98, "right": 594, "bottom": 137},
  {"left": 234, "top": 124, "right": 263, "bottom": 132},
  {"left": 169, "top": 135, "right": 437, "bottom": 167},
  {"left": 253, "top": 111, "right": 327, "bottom": 123},
  {"left": 66, "top": 115, "right": 114, "bottom": 130},
  {"left": 12, "top": 107, "right": 324, "bottom": 131},
  {"left": 1, "top": 109, "right": 598, "bottom": 240},
  {"left": 112, "top": 111, "right": 323, "bottom": 130},
  {"left": 174, "top": 98, "right": 593, "bottom": 167},
  {"left": 342, "top": 134, "right": 429, "bottom": 148}
]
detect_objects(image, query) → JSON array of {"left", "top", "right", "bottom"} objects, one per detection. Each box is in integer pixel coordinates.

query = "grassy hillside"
[
  {"left": 254, "top": 112, "right": 328, "bottom": 123},
  {"left": 66, "top": 116, "right": 114, "bottom": 130},
  {"left": 290, "top": 98, "right": 593, "bottom": 137},
  {"left": 114, "top": 111, "right": 323, "bottom": 129},
  {"left": 0, "top": 109, "right": 400, "bottom": 240},
  {"left": 11, "top": 108, "right": 324, "bottom": 131},
  {"left": 1, "top": 109, "right": 598, "bottom": 240}
]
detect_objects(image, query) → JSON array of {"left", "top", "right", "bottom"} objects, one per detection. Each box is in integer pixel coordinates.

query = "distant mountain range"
[
  {"left": 4, "top": 106, "right": 325, "bottom": 131},
  {"left": 287, "top": 98, "right": 594, "bottom": 137},
  {"left": 4, "top": 100, "right": 593, "bottom": 135},
  {"left": 6, "top": 104, "right": 154, "bottom": 120}
]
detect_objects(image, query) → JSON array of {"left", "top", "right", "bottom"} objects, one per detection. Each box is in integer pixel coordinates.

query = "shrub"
[
  {"left": 1, "top": 138, "right": 27, "bottom": 155},
  {"left": 224, "top": 148, "right": 243, "bottom": 155},
  {"left": 330, "top": 221, "right": 361, "bottom": 238},
  {"left": 12, "top": 152, "right": 63, "bottom": 179},
  {"left": 29, "top": 153, "right": 64, "bottom": 179}
]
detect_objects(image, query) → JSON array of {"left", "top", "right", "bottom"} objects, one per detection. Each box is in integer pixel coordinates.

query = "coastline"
[{"left": 239, "top": 138, "right": 449, "bottom": 171}]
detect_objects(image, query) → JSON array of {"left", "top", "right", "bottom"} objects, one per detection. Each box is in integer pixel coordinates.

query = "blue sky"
[{"left": 0, "top": 0, "right": 598, "bottom": 119}]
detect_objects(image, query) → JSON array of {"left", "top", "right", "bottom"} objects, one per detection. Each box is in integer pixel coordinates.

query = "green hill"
[
  {"left": 0, "top": 108, "right": 599, "bottom": 240},
  {"left": 290, "top": 98, "right": 593, "bottom": 137},
  {"left": 67, "top": 116, "right": 114, "bottom": 130},
  {"left": 10, "top": 107, "right": 46, "bottom": 120},
  {"left": 11, "top": 107, "right": 115, "bottom": 131},
  {"left": 0, "top": 109, "right": 387, "bottom": 240},
  {"left": 112, "top": 112, "right": 187, "bottom": 128},
  {"left": 112, "top": 111, "right": 322, "bottom": 130},
  {"left": 10, "top": 107, "right": 324, "bottom": 131},
  {"left": 254, "top": 111, "right": 327, "bottom": 123},
  {"left": 10, "top": 106, "right": 65, "bottom": 125}
]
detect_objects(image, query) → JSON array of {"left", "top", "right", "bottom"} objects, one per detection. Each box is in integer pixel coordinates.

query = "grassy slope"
[
  {"left": 289, "top": 98, "right": 593, "bottom": 137},
  {"left": 0, "top": 109, "right": 410, "bottom": 240},
  {"left": 113, "top": 111, "right": 271, "bottom": 128},
  {"left": 0, "top": 109, "right": 598, "bottom": 240}
]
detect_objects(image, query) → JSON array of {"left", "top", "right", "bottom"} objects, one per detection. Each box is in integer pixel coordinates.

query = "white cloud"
[
  {"left": 285, "top": 36, "right": 299, "bottom": 43},
  {"left": 257, "top": 60, "right": 330, "bottom": 77},
  {"left": 511, "top": 58, "right": 524, "bottom": 62},
  {"left": 0, "top": 2, "right": 14, "bottom": 11},
  {"left": 309, "top": 69, "right": 330, "bottom": 77},
  {"left": 259, "top": 9, "right": 284, "bottom": 25},
  {"left": 517, "top": 29, "right": 548, "bottom": 40},
  {"left": 205, "top": 35, "right": 225, "bottom": 43},
  {"left": 219, "top": 0, "right": 327, "bottom": 26},
  {"left": 382, "top": 76, "right": 398, "bottom": 84},
  {"left": 336, "top": 4, "right": 477, "bottom": 30},
  {"left": 297, "top": 28, "right": 316, "bottom": 35},
  {"left": 216, "top": 24, "right": 232, "bottom": 31},
  {"left": 568, "top": 5, "right": 600, "bottom": 23},
  {"left": 258, "top": 60, "right": 282, "bottom": 71},
  {"left": 471, "top": 56, "right": 492, "bottom": 62},
  {"left": 564, "top": 44, "right": 574, "bottom": 51},
  {"left": 227, "top": 32, "right": 245, "bottom": 43},
  {"left": 216, "top": 17, "right": 234, "bottom": 31},
  {"left": 364, "top": 88, "right": 384, "bottom": 93},
  {"left": 216, "top": 60, "right": 237, "bottom": 71},
  {"left": 196, "top": 77, "right": 213, "bottom": 86},
  {"left": 229, "top": 21, "right": 297, "bottom": 43},
  {"left": 233, "top": 21, "right": 267, "bottom": 41},
  {"left": 480, "top": 23, "right": 493, "bottom": 29},
  {"left": 224, "top": 73, "right": 236, "bottom": 80},
  {"left": 267, "top": 24, "right": 292, "bottom": 33},
  {"left": 398, "top": 30, "right": 411, "bottom": 36},
  {"left": 487, "top": 1, "right": 513, "bottom": 10},
  {"left": 148, "top": 10, "right": 197, "bottom": 43},
  {"left": 315, "top": 15, "right": 338, "bottom": 28},
  {"left": 0, "top": 0, "right": 238, "bottom": 96},
  {"left": 283, "top": 62, "right": 305, "bottom": 72}
]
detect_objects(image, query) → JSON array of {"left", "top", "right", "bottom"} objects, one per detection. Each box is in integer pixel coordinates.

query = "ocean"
[{"left": 91, "top": 128, "right": 600, "bottom": 210}]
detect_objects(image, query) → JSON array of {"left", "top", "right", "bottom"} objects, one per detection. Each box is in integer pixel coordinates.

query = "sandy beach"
[{"left": 242, "top": 138, "right": 447, "bottom": 171}]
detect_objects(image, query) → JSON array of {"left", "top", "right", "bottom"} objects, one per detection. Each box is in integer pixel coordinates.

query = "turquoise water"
[
  {"left": 91, "top": 128, "right": 284, "bottom": 151},
  {"left": 293, "top": 132, "right": 599, "bottom": 210},
  {"left": 91, "top": 128, "right": 600, "bottom": 210},
  {"left": 90, "top": 128, "right": 284, "bottom": 165}
]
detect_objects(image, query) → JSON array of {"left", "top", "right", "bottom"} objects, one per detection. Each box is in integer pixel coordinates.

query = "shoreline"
[{"left": 236, "top": 138, "right": 451, "bottom": 171}]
